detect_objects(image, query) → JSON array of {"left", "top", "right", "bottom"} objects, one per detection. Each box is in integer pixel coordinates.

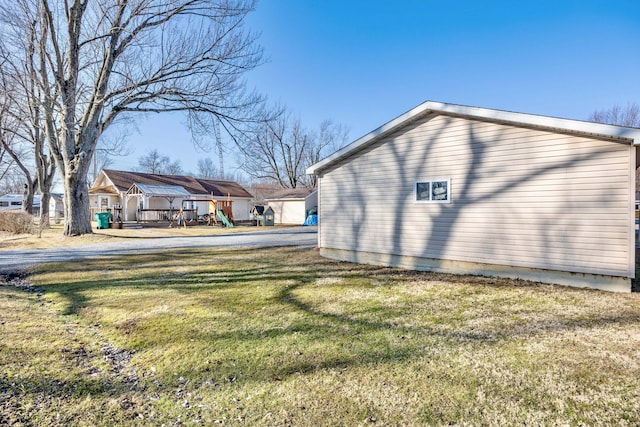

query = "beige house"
[
  {"left": 307, "top": 101, "right": 640, "bottom": 292},
  {"left": 89, "top": 169, "right": 253, "bottom": 222},
  {"left": 265, "top": 188, "right": 317, "bottom": 225}
]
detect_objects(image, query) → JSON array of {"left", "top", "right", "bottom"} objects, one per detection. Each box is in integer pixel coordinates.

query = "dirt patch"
[
  {"left": 0, "top": 271, "right": 43, "bottom": 296},
  {"left": 101, "top": 343, "right": 139, "bottom": 385}
]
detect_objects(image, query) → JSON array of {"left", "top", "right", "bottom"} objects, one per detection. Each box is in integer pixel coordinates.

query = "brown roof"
[
  {"left": 265, "top": 188, "right": 316, "bottom": 200},
  {"left": 97, "top": 169, "right": 252, "bottom": 198},
  {"left": 196, "top": 179, "right": 253, "bottom": 198}
]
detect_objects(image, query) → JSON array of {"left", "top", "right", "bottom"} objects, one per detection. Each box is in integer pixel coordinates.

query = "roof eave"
[{"left": 306, "top": 100, "right": 640, "bottom": 175}]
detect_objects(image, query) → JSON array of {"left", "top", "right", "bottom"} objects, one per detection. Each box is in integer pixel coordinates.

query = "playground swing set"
[{"left": 172, "top": 197, "right": 234, "bottom": 228}]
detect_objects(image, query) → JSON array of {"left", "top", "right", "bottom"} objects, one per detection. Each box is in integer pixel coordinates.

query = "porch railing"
[
  {"left": 90, "top": 207, "right": 199, "bottom": 223},
  {"left": 137, "top": 209, "right": 198, "bottom": 223}
]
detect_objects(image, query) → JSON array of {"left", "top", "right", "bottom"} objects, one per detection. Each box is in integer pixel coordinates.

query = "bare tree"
[
  {"left": 589, "top": 103, "right": 640, "bottom": 127},
  {"left": 138, "top": 149, "right": 170, "bottom": 174},
  {"left": 0, "top": 165, "right": 24, "bottom": 194},
  {"left": 137, "top": 148, "right": 182, "bottom": 175},
  {"left": 302, "top": 120, "right": 349, "bottom": 188},
  {"left": 1, "top": 28, "right": 61, "bottom": 225},
  {"left": 0, "top": 0, "right": 264, "bottom": 235},
  {"left": 0, "top": 140, "right": 35, "bottom": 211},
  {"left": 0, "top": 137, "right": 32, "bottom": 197},
  {"left": 240, "top": 114, "right": 307, "bottom": 188},
  {"left": 0, "top": 68, "right": 38, "bottom": 214},
  {"left": 197, "top": 157, "right": 219, "bottom": 179},
  {"left": 0, "top": 146, "right": 15, "bottom": 188},
  {"left": 164, "top": 159, "right": 183, "bottom": 175},
  {"left": 240, "top": 113, "right": 349, "bottom": 188},
  {"left": 0, "top": 93, "right": 24, "bottom": 196},
  {"left": 90, "top": 129, "right": 133, "bottom": 182}
]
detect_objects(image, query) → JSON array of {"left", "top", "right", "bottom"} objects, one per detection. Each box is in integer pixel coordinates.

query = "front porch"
[{"left": 90, "top": 207, "right": 200, "bottom": 225}]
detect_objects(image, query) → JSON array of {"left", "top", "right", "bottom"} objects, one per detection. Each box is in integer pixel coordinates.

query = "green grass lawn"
[{"left": 1, "top": 247, "right": 639, "bottom": 426}]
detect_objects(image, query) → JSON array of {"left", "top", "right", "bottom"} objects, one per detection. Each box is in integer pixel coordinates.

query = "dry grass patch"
[
  {"left": 0, "top": 223, "right": 287, "bottom": 251},
  {"left": 0, "top": 223, "right": 116, "bottom": 251},
  {"left": 1, "top": 247, "right": 639, "bottom": 426}
]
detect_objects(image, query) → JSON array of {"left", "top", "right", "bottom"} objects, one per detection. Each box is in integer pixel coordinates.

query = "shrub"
[{"left": 0, "top": 211, "right": 36, "bottom": 234}]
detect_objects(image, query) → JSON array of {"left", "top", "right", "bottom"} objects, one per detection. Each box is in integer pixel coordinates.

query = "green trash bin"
[{"left": 95, "top": 212, "right": 111, "bottom": 229}]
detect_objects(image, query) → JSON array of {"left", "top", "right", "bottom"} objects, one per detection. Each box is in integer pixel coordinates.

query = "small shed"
[
  {"left": 265, "top": 188, "right": 317, "bottom": 225},
  {"left": 49, "top": 193, "right": 64, "bottom": 219},
  {"left": 307, "top": 100, "right": 640, "bottom": 292}
]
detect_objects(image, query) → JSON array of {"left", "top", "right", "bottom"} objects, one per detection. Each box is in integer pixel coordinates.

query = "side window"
[{"left": 415, "top": 179, "right": 451, "bottom": 203}]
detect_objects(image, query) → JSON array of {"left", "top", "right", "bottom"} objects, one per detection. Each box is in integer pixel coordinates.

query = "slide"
[{"left": 216, "top": 210, "right": 234, "bottom": 227}]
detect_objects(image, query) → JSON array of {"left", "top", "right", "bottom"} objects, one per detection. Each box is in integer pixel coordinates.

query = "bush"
[{"left": 0, "top": 211, "right": 36, "bottom": 234}]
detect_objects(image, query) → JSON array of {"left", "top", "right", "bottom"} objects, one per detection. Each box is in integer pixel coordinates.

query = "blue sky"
[{"left": 111, "top": 0, "right": 640, "bottom": 176}]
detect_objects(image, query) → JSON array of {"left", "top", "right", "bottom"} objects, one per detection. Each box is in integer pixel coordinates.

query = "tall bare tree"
[
  {"left": 240, "top": 113, "right": 349, "bottom": 188},
  {"left": 0, "top": 0, "right": 264, "bottom": 235},
  {"left": 138, "top": 149, "right": 170, "bottom": 174},
  {"left": 0, "top": 146, "right": 15, "bottom": 189},
  {"left": 239, "top": 114, "right": 306, "bottom": 188},
  {"left": 164, "top": 159, "right": 183, "bottom": 175},
  {"left": 5, "top": 27, "right": 60, "bottom": 225},
  {"left": 590, "top": 102, "right": 640, "bottom": 202},
  {"left": 589, "top": 103, "right": 640, "bottom": 127},
  {"left": 302, "top": 120, "right": 349, "bottom": 188},
  {"left": 137, "top": 148, "right": 182, "bottom": 175},
  {"left": 0, "top": 67, "right": 38, "bottom": 215},
  {"left": 196, "top": 157, "right": 219, "bottom": 179},
  {"left": 0, "top": 164, "right": 25, "bottom": 195},
  {"left": 90, "top": 129, "right": 133, "bottom": 182}
]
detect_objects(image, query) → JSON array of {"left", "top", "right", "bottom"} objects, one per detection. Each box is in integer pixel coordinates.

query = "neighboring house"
[
  {"left": 89, "top": 169, "right": 253, "bottom": 222},
  {"left": 49, "top": 193, "right": 64, "bottom": 219},
  {"left": 307, "top": 100, "right": 640, "bottom": 292},
  {"left": 265, "top": 188, "right": 317, "bottom": 225}
]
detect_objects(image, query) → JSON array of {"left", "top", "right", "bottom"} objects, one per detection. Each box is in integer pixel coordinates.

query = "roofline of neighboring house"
[
  {"left": 95, "top": 187, "right": 254, "bottom": 200},
  {"left": 91, "top": 187, "right": 253, "bottom": 200},
  {"left": 96, "top": 169, "right": 119, "bottom": 192},
  {"left": 94, "top": 169, "right": 254, "bottom": 198},
  {"left": 265, "top": 190, "right": 317, "bottom": 202},
  {"left": 306, "top": 100, "right": 640, "bottom": 175}
]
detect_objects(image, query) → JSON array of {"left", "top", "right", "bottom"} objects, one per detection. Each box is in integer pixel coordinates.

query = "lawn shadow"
[{"left": 24, "top": 247, "right": 640, "bottom": 386}]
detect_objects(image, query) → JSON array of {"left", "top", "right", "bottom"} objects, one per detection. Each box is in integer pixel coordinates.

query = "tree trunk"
[
  {"left": 36, "top": 155, "right": 56, "bottom": 229},
  {"left": 62, "top": 168, "right": 92, "bottom": 236},
  {"left": 39, "top": 192, "right": 51, "bottom": 228},
  {"left": 22, "top": 181, "right": 35, "bottom": 215}
]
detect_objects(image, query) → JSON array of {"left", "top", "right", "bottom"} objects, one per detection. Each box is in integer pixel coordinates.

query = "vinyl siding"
[
  {"left": 269, "top": 200, "right": 307, "bottom": 224},
  {"left": 318, "top": 113, "right": 633, "bottom": 278}
]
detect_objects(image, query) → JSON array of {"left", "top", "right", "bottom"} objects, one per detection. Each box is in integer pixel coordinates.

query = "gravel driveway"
[{"left": 0, "top": 226, "right": 317, "bottom": 273}]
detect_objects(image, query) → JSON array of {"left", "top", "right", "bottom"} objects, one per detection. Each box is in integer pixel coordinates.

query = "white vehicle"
[{"left": 0, "top": 194, "right": 41, "bottom": 213}]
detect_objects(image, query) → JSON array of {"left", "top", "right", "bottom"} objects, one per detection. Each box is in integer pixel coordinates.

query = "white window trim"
[
  {"left": 98, "top": 196, "right": 110, "bottom": 209},
  {"left": 414, "top": 178, "right": 451, "bottom": 204}
]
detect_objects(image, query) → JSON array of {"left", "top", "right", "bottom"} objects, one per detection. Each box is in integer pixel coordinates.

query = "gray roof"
[
  {"left": 265, "top": 188, "right": 316, "bottom": 201},
  {"left": 126, "top": 183, "right": 190, "bottom": 198}
]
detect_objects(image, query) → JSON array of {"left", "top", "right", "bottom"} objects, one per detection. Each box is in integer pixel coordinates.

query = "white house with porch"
[{"left": 89, "top": 169, "right": 253, "bottom": 223}]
